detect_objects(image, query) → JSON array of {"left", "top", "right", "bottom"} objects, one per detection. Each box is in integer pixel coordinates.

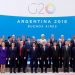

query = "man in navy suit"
[
  {"left": 72, "top": 47, "right": 75, "bottom": 72},
  {"left": 51, "top": 42, "right": 60, "bottom": 73},
  {"left": 62, "top": 41, "right": 71, "bottom": 72},
  {"left": 57, "top": 38, "right": 63, "bottom": 68},
  {"left": 30, "top": 42, "right": 38, "bottom": 73},
  {"left": 40, "top": 42, "right": 48, "bottom": 73},
  {"left": 8, "top": 42, "right": 18, "bottom": 73},
  {"left": 68, "top": 38, "right": 73, "bottom": 68},
  {"left": 61, "top": 35, "right": 65, "bottom": 46},
  {"left": 25, "top": 37, "right": 32, "bottom": 66},
  {"left": 50, "top": 34, "right": 56, "bottom": 45},
  {"left": 21, "top": 35, "right": 27, "bottom": 45},
  {"left": 47, "top": 39, "right": 52, "bottom": 68}
]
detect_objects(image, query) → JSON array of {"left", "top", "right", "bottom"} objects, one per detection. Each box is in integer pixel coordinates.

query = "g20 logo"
[{"left": 28, "top": 3, "right": 56, "bottom": 14}]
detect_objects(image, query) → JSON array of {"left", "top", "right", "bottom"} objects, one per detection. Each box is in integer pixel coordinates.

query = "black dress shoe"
[
  {"left": 35, "top": 71, "right": 37, "bottom": 73},
  {"left": 31, "top": 71, "right": 33, "bottom": 73},
  {"left": 10, "top": 72, "right": 12, "bottom": 73},
  {"left": 56, "top": 71, "right": 58, "bottom": 73},
  {"left": 45, "top": 71, "right": 47, "bottom": 73},
  {"left": 53, "top": 71, "right": 55, "bottom": 73},
  {"left": 14, "top": 71, "right": 16, "bottom": 73},
  {"left": 23, "top": 71, "right": 26, "bottom": 73},
  {"left": 41, "top": 71, "right": 43, "bottom": 73}
]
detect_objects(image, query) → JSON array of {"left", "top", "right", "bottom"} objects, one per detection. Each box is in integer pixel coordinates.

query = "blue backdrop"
[{"left": 0, "top": 15, "right": 75, "bottom": 40}]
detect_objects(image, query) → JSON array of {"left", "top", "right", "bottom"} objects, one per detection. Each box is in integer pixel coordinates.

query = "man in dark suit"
[
  {"left": 40, "top": 42, "right": 48, "bottom": 73},
  {"left": 6, "top": 36, "right": 12, "bottom": 67},
  {"left": 47, "top": 39, "right": 52, "bottom": 68},
  {"left": 25, "top": 37, "right": 32, "bottom": 66},
  {"left": 71, "top": 35, "right": 75, "bottom": 47},
  {"left": 6, "top": 36, "right": 12, "bottom": 48},
  {"left": 21, "top": 35, "right": 27, "bottom": 45},
  {"left": 68, "top": 38, "right": 73, "bottom": 68},
  {"left": 18, "top": 41, "right": 27, "bottom": 73},
  {"left": 62, "top": 41, "right": 71, "bottom": 72},
  {"left": 8, "top": 42, "right": 18, "bottom": 73},
  {"left": 51, "top": 42, "right": 60, "bottom": 73},
  {"left": 50, "top": 34, "right": 56, "bottom": 45},
  {"left": 31, "top": 36, "right": 37, "bottom": 47},
  {"left": 36, "top": 39, "right": 41, "bottom": 68},
  {"left": 30, "top": 42, "right": 38, "bottom": 73},
  {"left": 72, "top": 47, "right": 75, "bottom": 72},
  {"left": 61, "top": 35, "right": 65, "bottom": 46},
  {"left": 57, "top": 38, "right": 63, "bottom": 68}
]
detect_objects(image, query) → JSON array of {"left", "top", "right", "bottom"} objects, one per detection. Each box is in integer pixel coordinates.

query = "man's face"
[
  {"left": 43, "top": 42, "right": 46, "bottom": 46},
  {"left": 32, "top": 38, "right": 35, "bottom": 41},
  {"left": 20, "top": 42, "right": 23, "bottom": 46},
  {"left": 68, "top": 40, "right": 71, "bottom": 43},
  {"left": 22, "top": 35, "right": 25, "bottom": 39},
  {"left": 12, "top": 36, "right": 15, "bottom": 39},
  {"left": 61, "top": 36, "right": 64, "bottom": 39},
  {"left": 73, "top": 36, "right": 75, "bottom": 39},
  {"left": 59, "top": 40, "right": 61, "bottom": 43},
  {"left": 18, "top": 37, "right": 20, "bottom": 41},
  {"left": 53, "top": 42, "right": 56, "bottom": 46},
  {"left": 48, "top": 39, "right": 50, "bottom": 43},
  {"left": 28, "top": 38, "right": 30, "bottom": 41},
  {"left": 51, "top": 34, "right": 54, "bottom": 39},
  {"left": 33, "top": 43, "right": 36, "bottom": 47},
  {"left": 12, "top": 43, "right": 15, "bottom": 47},
  {"left": 65, "top": 42, "right": 68, "bottom": 46},
  {"left": 42, "top": 36, "right": 44, "bottom": 39}
]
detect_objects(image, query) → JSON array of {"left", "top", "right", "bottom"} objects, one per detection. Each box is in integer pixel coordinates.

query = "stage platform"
[{"left": 0, "top": 72, "right": 75, "bottom": 75}]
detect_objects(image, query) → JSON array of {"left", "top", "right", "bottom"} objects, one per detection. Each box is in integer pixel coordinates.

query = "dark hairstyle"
[
  {"left": 8, "top": 36, "right": 11, "bottom": 39},
  {"left": 27, "top": 36, "right": 30, "bottom": 38}
]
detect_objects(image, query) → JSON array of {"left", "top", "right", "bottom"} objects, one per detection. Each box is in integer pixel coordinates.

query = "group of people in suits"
[{"left": 0, "top": 34, "right": 75, "bottom": 73}]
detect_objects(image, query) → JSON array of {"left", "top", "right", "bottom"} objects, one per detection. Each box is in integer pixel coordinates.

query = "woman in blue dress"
[{"left": 0, "top": 42, "right": 8, "bottom": 73}]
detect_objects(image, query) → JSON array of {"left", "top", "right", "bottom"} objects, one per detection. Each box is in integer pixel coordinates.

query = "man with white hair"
[
  {"left": 61, "top": 35, "right": 65, "bottom": 46},
  {"left": 62, "top": 41, "right": 71, "bottom": 72},
  {"left": 57, "top": 38, "right": 63, "bottom": 68},
  {"left": 40, "top": 41, "right": 48, "bottom": 73},
  {"left": 12, "top": 34, "right": 16, "bottom": 42},
  {"left": 31, "top": 36, "right": 37, "bottom": 45},
  {"left": 40, "top": 34, "right": 47, "bottom": 44},
  {"left": 68, "top": 38, "right": 73, "bottom": 68}
]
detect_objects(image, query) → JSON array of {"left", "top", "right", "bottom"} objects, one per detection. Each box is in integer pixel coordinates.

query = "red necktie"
[{"left": 20, "top": 46, "right": 22, "bottom": 56}]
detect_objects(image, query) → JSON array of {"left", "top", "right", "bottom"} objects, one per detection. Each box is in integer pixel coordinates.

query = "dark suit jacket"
[
  {"left": 40, "top": 46, "right": 48, "bottom": 58},
  {"left": 71, "top": 39, "right": 75, "bottom": 47},
  {"left": 50, "top": 39, "right": 57, "bottom": 45},
  {"left": 17, "top": 45, "right": 27, "bottom": 58},
  {"left": 72, "top": 47, "right": 75, "bottom": 60},
  {"left": 25, "top": 41, "right": 32, "bottom": 50},
  {"left": 57, "top": 43, "right": 63, "bottom": 57},
  {"left": 30, "top": 47, "right": 38, "bottom": 59},
  {"left": 51, "top": 46, "right": 60, "bottom": 59},
  {"left": 62, "top": 46, "right": 71, "bottom": 59},
  {"left": 47, "top": 44, "right": 52, "bottom": 58},
  {"left": 8, "top": 47, "right": 17, "bottom": 59},
  {"left": 6, "top": 41, "right": 11, "bottom": 48},
  {"left": 36, "top": 43, "right": 41, "bottom": 58}
]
